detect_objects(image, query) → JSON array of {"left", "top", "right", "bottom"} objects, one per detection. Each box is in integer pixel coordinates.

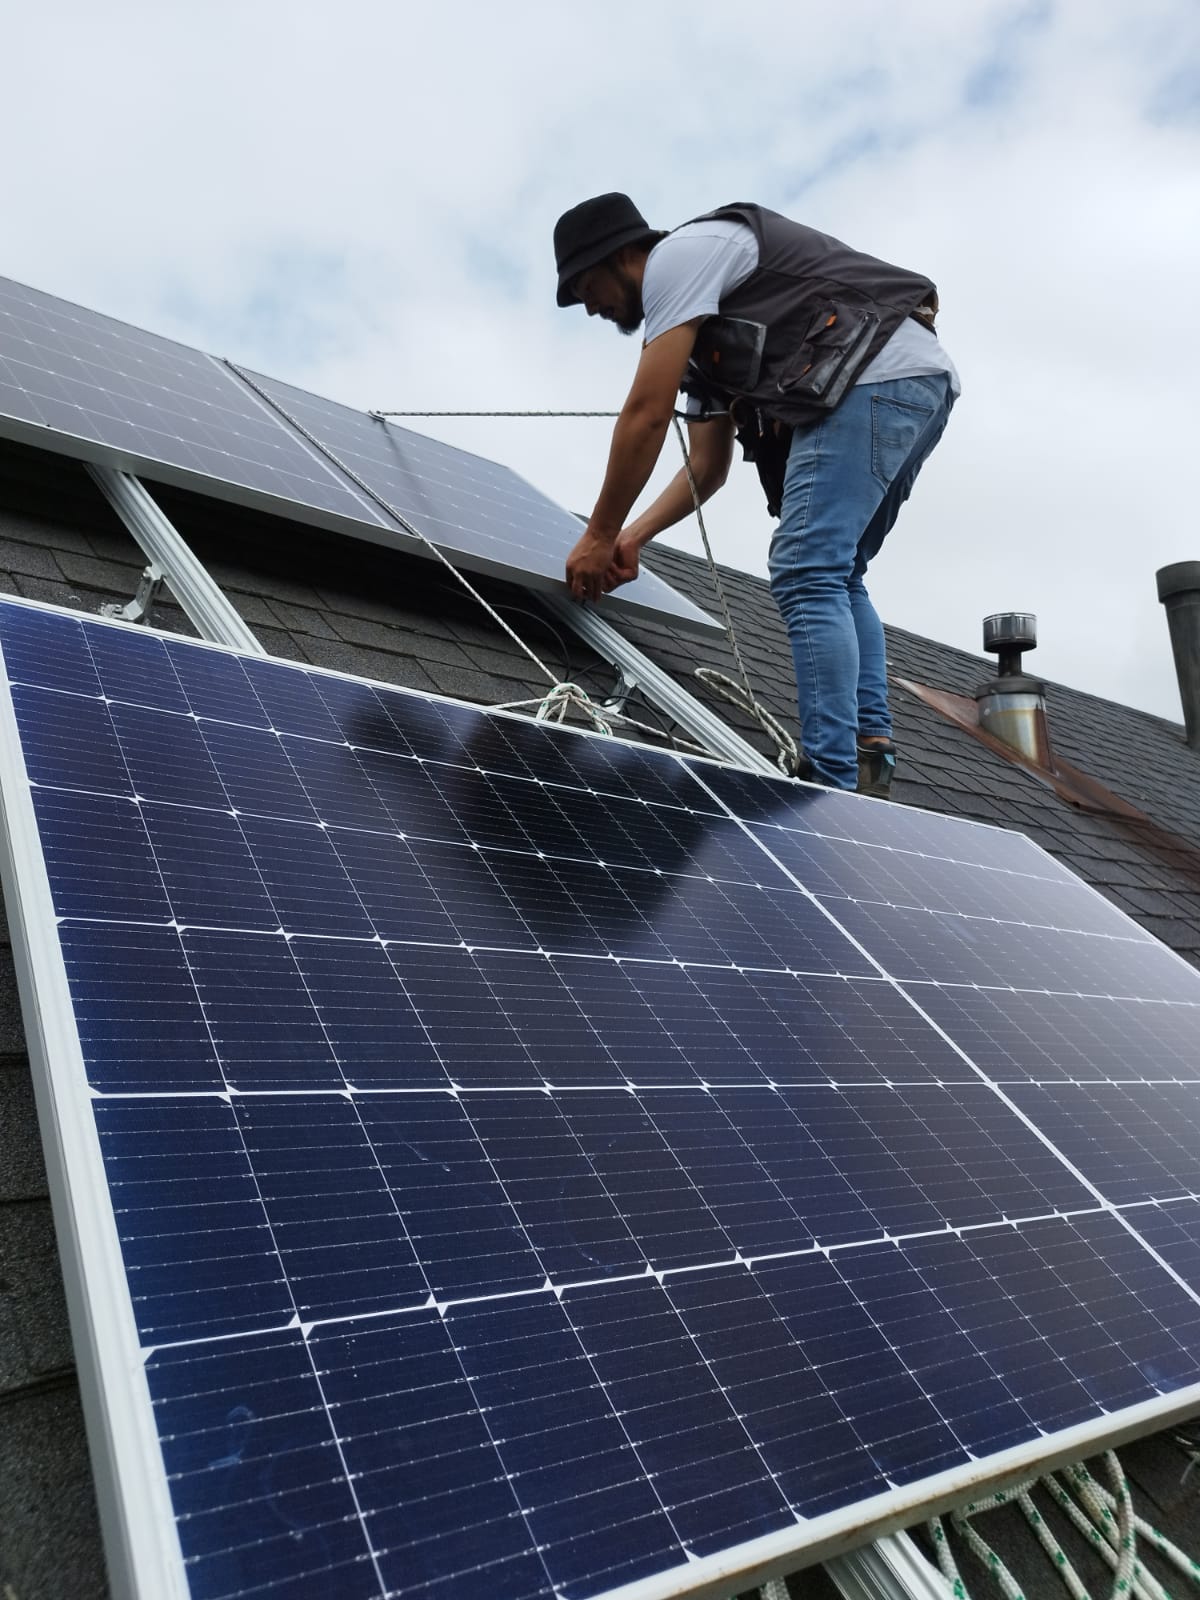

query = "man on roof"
[{"left": 554, "top": 193, "right": 959, "bottom": 797}]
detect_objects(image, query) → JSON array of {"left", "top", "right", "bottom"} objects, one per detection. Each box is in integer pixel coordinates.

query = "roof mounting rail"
[
  {"left": 85, "top": 465, "right": 266, "bottom": 655},
  {"left": 826, "top": 1532, "right": 956, "bottom": 1600},
  {"left": 540, "top": 591, "right": 779, "bottom": 776}
]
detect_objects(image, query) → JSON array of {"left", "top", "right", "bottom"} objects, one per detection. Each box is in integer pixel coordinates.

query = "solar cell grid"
[
  {"left": 2, "top": 598, "right": 1200, "bottom": 1600},
  {"left": 691, "top": 757, "right": 1082, "bottom": 879},
  {"left": 244, "top": 369, "right": 599, "bottom": 582},
  {"left": 909, "top": 985, "right": 1200, "bottom": 1083}
]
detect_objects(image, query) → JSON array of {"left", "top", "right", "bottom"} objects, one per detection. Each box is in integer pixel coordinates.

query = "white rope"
[
  {"left": 935, "top": 1449, "right": 1200, "bottom": 1600},
  {"left": 1043, "top": 1467, "right": 1152, "bottom": 1600},
  {"left": 491, "top": 682, "right": 613, "bottom": 735},
  {"left": 491, "top": 686, "right": 710, "bottom": 755},
  {"left": 695, "top": 667, "right": 800, "bottom": 775},
  {"left": 930, "top": 1514, "right": 972, "bottom": 1599},
  {"left": 666, "top": 416, "right": 800, "bottom": 774},
  {"left": 951, "top": 1508, "right": 1029, "bottom": 1600},
  {"left": 1014, "top": 1488, "right": 1092, "bottom": 1600}
]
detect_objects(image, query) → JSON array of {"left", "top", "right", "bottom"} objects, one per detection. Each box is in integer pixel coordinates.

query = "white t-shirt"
[{"left": 641, "top": 219, "right": 960, "bottom": 408}]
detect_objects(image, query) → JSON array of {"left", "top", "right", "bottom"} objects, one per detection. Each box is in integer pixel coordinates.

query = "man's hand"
[
  {"left": 566, "top": 320, "right": 705, "bottom": 601},
  {"left": 566, "top": 522, "right": 620, "bottom": 602},
  {"left": 602, "top": 529, "right": 643, "bottom": 592}
]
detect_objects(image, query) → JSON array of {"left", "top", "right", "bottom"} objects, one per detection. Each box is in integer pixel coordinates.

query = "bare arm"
[
  {"left": 628, "top": 414, "right": 735, "bottom": 543},
  {"left": 566, "top": 320, "right": 703, "bottom": 602},
  {"left": 600, "top": 416, "right": 735, "bottom": 592}
]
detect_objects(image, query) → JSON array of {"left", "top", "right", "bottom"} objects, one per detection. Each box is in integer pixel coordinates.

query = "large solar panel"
[
  {"left": 0, "top": 274, "right": 714, "bottom": 633},
  {"left": 0, "top": 595, "right": 1198, "bottom": 1600}
]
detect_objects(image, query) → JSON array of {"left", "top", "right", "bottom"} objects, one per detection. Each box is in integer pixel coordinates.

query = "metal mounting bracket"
[
  {"left": 100, "top": 562, "right": 165, "bottom": 625},
  {"left": 599, "top": 665, "right": 639, "bottom": 718},
  {"left": 85, "top": 464, "right": 266, "bottom": 655}
]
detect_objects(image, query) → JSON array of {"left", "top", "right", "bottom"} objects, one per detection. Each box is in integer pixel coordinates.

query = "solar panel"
[
  {"left": 0, "top": 276, "right": 383, "bottom": 527},
  {"left": 0, "top": 274, "right": 715, "bottom": 633},
  {"left": 1, "top": 595, "right": 1198, "bottom": 1600}
]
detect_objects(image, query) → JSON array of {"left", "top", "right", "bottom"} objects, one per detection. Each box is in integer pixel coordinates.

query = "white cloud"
[{"left": 2, "top": 0, "right": 1198, "bottom": 718}]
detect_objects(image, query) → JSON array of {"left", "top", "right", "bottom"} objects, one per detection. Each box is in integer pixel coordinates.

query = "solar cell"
[
  {"left": 2, "top": 596, "right": 1200, "bottom": 1600},
  {"left": 0, "top": 274, "right": 715, "bottom": 631}
]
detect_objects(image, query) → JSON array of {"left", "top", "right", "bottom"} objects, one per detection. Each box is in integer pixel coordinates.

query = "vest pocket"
[
  {"left": 689, "top": 317, "right": 767, "bottom": 393},
  {"left": 776, "top": 303, "right": 880, "bottom": 409}
]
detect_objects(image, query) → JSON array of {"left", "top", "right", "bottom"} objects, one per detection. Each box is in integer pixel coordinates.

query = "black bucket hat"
[{"left": 554, "top": 193, "right": 656, "bottom": 307}]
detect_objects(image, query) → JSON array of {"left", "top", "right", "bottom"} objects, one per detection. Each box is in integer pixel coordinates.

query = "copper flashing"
[
  {"left": 895, "top": 678, "right": 1149, "bottom": 820},
  {"left": 896, "top": 672, "right": 1200, "bottom": 899}
]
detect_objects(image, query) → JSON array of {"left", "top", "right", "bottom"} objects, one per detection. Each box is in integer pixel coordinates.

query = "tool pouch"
[
  {"left": 730, "top": 400, "right": 793, "bottom": 520},
  {"left": 774, "top": 301, "right": 880, "bottom": 411},
  {"left": 688, "top": 317, "right": 768, "bottom": 394}
]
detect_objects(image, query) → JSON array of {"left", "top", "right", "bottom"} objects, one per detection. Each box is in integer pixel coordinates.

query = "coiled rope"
[{"left": 927, "top": 1450, "right": 1200, "bottom": 1600}]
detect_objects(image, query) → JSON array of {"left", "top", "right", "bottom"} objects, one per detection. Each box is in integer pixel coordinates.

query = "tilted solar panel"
[
  {"left": 0, "top": 276, "right": 384, "bottom": 527},
  {"left": 0, "top": 596, "right": 1198, "bottom": 1600},
  {"left": 0, "top": 275, "right": 715, "bottom": 632}
]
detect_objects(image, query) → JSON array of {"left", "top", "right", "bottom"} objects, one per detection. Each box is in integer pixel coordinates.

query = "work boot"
[{"left": 856, "top": 738, "right": 896, "bottom": 799}]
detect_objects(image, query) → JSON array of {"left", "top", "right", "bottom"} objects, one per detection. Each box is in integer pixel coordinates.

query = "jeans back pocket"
[{"left": 870, "top": 391, "right": 936, "bottom": 487}]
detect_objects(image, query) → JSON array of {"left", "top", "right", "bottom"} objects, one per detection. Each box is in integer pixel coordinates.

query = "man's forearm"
[
  {"left": 588, "top": 404, "right": 672, "bottom": 534},
  {"left": 625, "top": 462, "right": 721, "bottom": 547}
]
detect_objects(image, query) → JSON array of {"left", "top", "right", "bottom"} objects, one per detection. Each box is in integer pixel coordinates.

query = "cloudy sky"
[{"left": 4, "top": 0, "right": 1199, "bottom": 719}]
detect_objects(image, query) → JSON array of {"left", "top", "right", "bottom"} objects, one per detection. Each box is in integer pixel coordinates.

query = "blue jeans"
[{"left": 768, "top": 372, "right": 956, "bottom": 789}]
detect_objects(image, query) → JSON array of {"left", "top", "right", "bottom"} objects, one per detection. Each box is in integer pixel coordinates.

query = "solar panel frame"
[
  {"left": 2, "top": 595, "right": 1200, "bottom": 1600},
  {"left": 0, "top": 636, "right": 190, "bottom": 1597},
  {"left": 0, "top": 274, "right": 717, "bottom": 635}
]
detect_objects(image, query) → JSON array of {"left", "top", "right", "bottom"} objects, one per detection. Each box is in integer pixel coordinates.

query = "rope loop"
[
  {"left": 491, "top": 683, "right": 613, "bottom": 737},
  {"left": 535, "top": 682, "right": 613, "bottom": 734}
]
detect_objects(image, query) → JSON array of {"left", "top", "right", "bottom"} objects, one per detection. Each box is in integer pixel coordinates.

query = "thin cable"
[
  {"left": 669, "top": 416, "right": 799, "bottom": 773},
  {"left": 372, "top": 410, "right": 620, "bottom": 419},
  {"left": 669, "top": 416, "right": 755, "bottom": 702},
  {"left": 224, "top": 361, "right": 562, "bottom": 693}
]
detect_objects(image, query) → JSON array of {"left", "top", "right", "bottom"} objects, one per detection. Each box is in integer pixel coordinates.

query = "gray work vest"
[{"left": 679, "top": 203, "right": 938, "bottom": 427}]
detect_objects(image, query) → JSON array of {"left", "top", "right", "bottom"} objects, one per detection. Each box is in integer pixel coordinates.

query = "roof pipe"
[
  {"left": 974, "top": 613, "right": 1054, "bottom": 768},
  {"left": 1156, "top": 562, "right": 1200, "bottom": 751}
]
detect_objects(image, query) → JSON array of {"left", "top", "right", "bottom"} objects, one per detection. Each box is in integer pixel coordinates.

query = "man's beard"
[{"left": 613, "top": 273, "right": 644, "bottom": 335}]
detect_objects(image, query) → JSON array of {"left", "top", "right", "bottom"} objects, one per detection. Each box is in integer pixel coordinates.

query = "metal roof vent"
[{"left": 975, "top": 612, "right": 1054, "bottom": 767}]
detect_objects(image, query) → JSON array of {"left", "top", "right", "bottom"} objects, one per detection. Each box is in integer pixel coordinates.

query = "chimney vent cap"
[
  {"left": 983, "top": 613, "right": 1037, "bottom": 654},
  {"left": 1156, "top": 562, "right": 1200, "bottom": 604}
]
